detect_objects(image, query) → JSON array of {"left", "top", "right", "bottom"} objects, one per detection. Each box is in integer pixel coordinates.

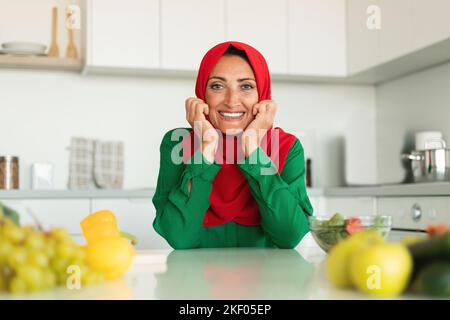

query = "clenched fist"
[
  {"left": 185, "top": 97, "right": 219, "bottom": 163},
  {"left": 242, "top": 100, "right": 277, "bottom": 157}
]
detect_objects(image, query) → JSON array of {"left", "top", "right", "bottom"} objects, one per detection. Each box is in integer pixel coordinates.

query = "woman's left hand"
[{"left": 242, "top": 100, "right": 277, "bottom": 157}]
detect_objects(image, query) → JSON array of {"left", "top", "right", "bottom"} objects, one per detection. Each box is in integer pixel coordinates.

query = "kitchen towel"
[
  {"left": 93, "top": 140, "right": 124, "bottom": 189},
  {"left": 68, "top": 137, "right": 96, "bottom": 189}
]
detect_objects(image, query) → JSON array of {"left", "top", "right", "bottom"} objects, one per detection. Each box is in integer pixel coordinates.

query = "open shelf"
[{"left": 0, "top": 54, "right": 83, "bottom": 72}]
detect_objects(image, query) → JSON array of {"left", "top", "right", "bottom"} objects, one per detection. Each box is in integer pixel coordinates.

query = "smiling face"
[{"left": 205, "top": 54, "right": 259, "bottom": 135}]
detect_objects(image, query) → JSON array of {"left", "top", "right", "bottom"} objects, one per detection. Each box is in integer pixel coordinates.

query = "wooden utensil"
[
  {"left": 66, "top": 15, "right": 78, "bottom": 59},
  {"left": 47, "top": 6, "right": 59, "bottom": 57}
]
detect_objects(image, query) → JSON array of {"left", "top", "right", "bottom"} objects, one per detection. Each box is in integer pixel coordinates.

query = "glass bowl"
[{"left": 308, "top": 214, "right": 392, "bottom": 253}]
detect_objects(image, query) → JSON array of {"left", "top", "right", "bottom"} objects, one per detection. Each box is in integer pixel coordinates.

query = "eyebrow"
[{"left": 208, "top": 76, "right": 256, "bottom": 82}]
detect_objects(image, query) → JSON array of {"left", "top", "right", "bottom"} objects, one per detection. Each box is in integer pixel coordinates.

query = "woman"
[{"left": 152, "top": 41, "right": 313, "bottom": 249}]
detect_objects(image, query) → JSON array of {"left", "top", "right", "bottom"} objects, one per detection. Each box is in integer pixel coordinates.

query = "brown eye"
[
  {"left": 210, "top": 83, "right": 224, "bottom": 90},
  {"left": 241, "top": 83, "right": 254, "bottom": 91}
]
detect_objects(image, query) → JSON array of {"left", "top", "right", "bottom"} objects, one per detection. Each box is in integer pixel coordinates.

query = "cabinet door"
[
  {"left": 1, "top": 199, "right": 90, "bottom": 244},
  {"left": 322, "top": 197, "right": 376, "bottom": 217},
  {"left": 379, "top": 0, "right": 414, "bottom": 64},
  {"left": 88, "top": 0, "right": 159, "bottom": 69},
  {"left": 346, "top": 0, "right": 381, "bottom": 74},
  {"left": 377, "top": 197, "right": 448, "bottom": 230},
  {"left": 91, "top": 199, "right": 171, "bottom": 250},
  {"left": 411, "top": 0, "right": 450, "bottom": 51},
  {"left": 225, "top": 0, "right": 288, "bottom": 74},
  {"left": 160, "top": 0, "right": 225, "bottom": 70},
  {"left": 288, "top": 0, "right": 346, "bottom": 76}
]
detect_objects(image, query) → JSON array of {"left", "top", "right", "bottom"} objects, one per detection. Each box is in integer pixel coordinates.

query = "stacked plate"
[{"left": 0, "top": 42, "right": 47, "bottom": 56}]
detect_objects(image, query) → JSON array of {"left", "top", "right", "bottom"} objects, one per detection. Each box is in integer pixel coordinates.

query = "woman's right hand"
[{"left": 185, "top": 97, "right": 219, "bottom": 163}]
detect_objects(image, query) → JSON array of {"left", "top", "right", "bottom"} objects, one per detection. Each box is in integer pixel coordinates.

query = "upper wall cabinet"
[
  {"left": 86, "top": 0, "right": 159, "bottom": 69},
  {"left": 346, "top": 0, "right": 380, "bottom": 75},
  {"left": 225, "top": 0, "right": 288, "bottom": 74},
  {"left": 347, "top": 0, "right": 450, "bottom": 76},
  {"left": 411, "top": 0, "right": 450, "bottom": 51},
  {"left": 288, "top": 0, "right": 347, "bottom": 77},
  {"left": 378, "top": 0, "right": 414, "bottom": 65},
  {"left": 160, "top": 0, "right": 225, "bottom": 70}
]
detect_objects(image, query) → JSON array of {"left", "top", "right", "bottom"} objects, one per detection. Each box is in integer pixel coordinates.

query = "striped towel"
[
  {"left": 93, "top": 140, "right": 124, "bottom": 189},
  {"left": 68, "top": 137, "right": 96, "bottom": 189}
]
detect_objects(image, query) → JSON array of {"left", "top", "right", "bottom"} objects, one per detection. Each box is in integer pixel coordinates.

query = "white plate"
[
  {"left": 2, "top": 41, "right": 46, "bottom": 52},
  {"left": 0, "top": 48, "right": 47, "bottom": 56}
]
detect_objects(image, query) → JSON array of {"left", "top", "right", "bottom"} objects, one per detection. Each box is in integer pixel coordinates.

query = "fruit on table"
[
  {"left": 0, "top": 215, "right": 104, "bottom": 294},
  {"left": 326, "top": 230, "right": 384, "bottom": 288},
  {"left": 406, "top": 232, "right": 450, "bottom": 297},
  {"left": 412, "top": 261, "right": 450, "bottom": 297},
  {"left": 349, "top": 242, "right": 413, "bottom": 296},
  {"left": 80, "top": 210, "right": 135, "bottom": 280}
]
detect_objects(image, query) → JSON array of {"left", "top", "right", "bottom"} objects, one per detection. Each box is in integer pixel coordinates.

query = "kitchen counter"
[
  {"left": 0, "top": 247, "right": 426, "bottom": 300},
  {"left": 2, "top": 182, "right": 450, "bottom": 200}
]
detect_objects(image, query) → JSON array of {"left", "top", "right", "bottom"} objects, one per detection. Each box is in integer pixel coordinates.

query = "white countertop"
[
  {"left": 0, "top": 247, "right": 427, "bottom": 300},
  {"left": 1, "top": 182, "right": 450, "bottom": 200}
]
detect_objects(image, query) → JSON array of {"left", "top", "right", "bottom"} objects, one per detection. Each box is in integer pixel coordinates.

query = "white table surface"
[{"left": 0, "top": 246, "right": 428, "bottom": 300}]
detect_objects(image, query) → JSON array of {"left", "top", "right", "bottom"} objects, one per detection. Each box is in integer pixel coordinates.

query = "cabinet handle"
[{"left": 411, "top": 203, "right": 422, "bottom": 222}]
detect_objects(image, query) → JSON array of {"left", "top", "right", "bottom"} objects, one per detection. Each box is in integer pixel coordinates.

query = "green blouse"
[{"left": 152, "top": 128, "right": 314, "bottom": 249}]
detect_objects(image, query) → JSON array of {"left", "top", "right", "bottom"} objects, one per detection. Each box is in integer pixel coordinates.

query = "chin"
[{"left": 218, "top": 124, "right": 246, "bottom": 136}]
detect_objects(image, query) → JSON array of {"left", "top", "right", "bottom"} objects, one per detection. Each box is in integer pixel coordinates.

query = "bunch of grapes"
[{"left": 0, "top": 215, "right": 104, "bottom": 294}]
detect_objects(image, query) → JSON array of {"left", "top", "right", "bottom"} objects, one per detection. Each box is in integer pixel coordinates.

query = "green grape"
[
  {"left": 3, "top": 225, "right": 25, "bottom": 244},
  {"left": 25, "top": 232, "right": 45, "bottom": 250},
  {"left": 9, "top": 276, "right": 27, "bottom": 294},
  {"left": 41, "top": 270, "right": 56, "bottom": 289},
  {"left": 0, "top": 272, "right": 7, "bottom": 291},
  {"left": 42, "top": 239, "right": 56, "bottom": 258},
  {"left": 7, "top": 247, "right": 27, "bottom": 269},
  {"left": 55, "top": 243, "right": 76, "bottom": 260},
  {"left": 16, "top": 265, "right": 44, "bottom": 292},
  {"left": 49, "top": 228, "right": 71, "bottom": 242},
  {"left": 27, "top": 250, "right": 49, "bottom": 268},
  {"left": 50, "top": 257, "right": 69, "bottom": 274},
  {"left": 0, "top": 240, "right": 13, "bottom": 264}
]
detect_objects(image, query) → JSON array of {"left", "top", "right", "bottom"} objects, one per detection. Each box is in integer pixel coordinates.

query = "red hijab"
[{"left": 183, "top": 41, "right": 296, "bottom": 227}]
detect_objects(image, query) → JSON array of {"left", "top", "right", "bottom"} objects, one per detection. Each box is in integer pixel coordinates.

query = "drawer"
[
  {"left": 376, "top": 197, "right": 449, "bottom": 229},
  {"left": 321, "top": 197, "right": 376, "bottom": 217}
]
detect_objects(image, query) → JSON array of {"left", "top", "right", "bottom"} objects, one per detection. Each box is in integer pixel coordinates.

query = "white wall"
[
  {"left": 0, "top": 69, "right": 376, "bottom": 189},
  {"left": 376, "top": 60, "right": 450, "bottom": 184}
]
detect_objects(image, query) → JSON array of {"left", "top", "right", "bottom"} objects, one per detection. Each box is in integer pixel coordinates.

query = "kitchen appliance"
[
  {"left": 0, "top": 156, "right": 19, "bottom": 189},
  {"left": 415, "top": 131, "right": 443, "bottom": 150},
  {"left": 31, "top": 163, "right": 54, "bottom": 189},
  {"left": 402, "top": 138, "right": 450, "bottom": 183}
]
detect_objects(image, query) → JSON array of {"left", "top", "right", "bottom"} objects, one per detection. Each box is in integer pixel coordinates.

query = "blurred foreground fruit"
[
  {"left": 349, "top": 242, "right": 413, "bottom": 296},
  {"left": 80, "top": 210, "right": 135, "bottom": 280},
  {"left": 0, "top": 215, "right": 104, "bottom": 294},
  {"left": 326, "top": 230, "right": 384, "bottom": 288}
]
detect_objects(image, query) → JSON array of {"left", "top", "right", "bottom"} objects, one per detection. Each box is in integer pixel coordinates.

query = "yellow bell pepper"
[{"left": 80, "top": 210, "right": 136, "bottom": 280}]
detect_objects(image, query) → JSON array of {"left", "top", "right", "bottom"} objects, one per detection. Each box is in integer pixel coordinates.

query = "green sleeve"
[
  {"left": 152, "top": 129, "right": 221, "bottom": 249},
  {"left": 238, "top": 139, "right": 313, "bottom": 248}
]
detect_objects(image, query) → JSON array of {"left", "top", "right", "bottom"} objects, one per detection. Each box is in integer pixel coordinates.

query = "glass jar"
[{"left": 0, "top": 156, "right": 19, "bottom": 189}]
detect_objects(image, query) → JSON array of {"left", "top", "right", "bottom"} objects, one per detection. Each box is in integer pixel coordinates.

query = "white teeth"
[{"left": 219, "top": 112, "right": 244, "bottom": 118}]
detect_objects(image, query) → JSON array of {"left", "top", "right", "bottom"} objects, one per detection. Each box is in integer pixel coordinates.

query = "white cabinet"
[
  {"left": 378, "top": 0, "right": 414, "bottom": 64},
  {"left": 87, "top": 0, "right": 159, "bottom": 69},
  {"left": 411, "top": 0, "right": 450, "bottom": 51},
  {"left": 376, "top": 197, "right": 449, "bottom": 230},
  {"left": 288, "top": 0, "right": 347, "bottom": 77},
  {"left": 160, "top": 0, "right": 225, "bottom": 70},
  {"left": 90, "top": 198, "right": 171, "bottom": 250},
  {"left": 225, "top": 0, "right": 288, "bottom": 74},
  {"left": 1, "top": 199, "right": 90, "bottom": 243},
  {"left": 346, "top": 0, "right": 381, "bottom": 74}
]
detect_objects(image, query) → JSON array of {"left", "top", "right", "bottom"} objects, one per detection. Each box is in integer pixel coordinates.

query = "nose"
[{"left": 224, "top": 88, "right": 241, "bottom": 108}]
